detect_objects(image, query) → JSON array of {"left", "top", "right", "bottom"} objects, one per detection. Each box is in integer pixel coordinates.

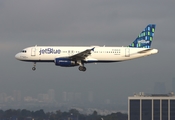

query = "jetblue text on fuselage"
[{"left": 39, "top": 48, "right": 61, "bottom": 55}]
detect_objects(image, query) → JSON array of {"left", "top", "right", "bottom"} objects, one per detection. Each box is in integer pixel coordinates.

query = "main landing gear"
[
  {"left": 78, "top": 66, "right": 86, "bottom": 72},
  {"left": 32, "top": 62, "right": 36, "bottom": 71},
  {"left": 78, "top": 61, "right": 86, "bottom": 72}
]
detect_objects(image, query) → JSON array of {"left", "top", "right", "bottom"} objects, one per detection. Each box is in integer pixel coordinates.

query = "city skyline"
[{"left": 0, "top": 78, "right": 174, "bottom": 112}]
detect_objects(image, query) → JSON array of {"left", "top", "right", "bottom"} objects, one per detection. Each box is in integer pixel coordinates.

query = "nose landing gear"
[{"left": 32, "top": 62, "right": 36, "bottom": 71}]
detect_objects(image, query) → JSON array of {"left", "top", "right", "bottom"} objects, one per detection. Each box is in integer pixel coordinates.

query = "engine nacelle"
[{"left": 54, "top": 58, "right": 77, "bottom": 67}]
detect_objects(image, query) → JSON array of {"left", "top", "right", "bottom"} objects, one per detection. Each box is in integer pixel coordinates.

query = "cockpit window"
[{"left": 21, "top": 50, "right": 27, "bottom": 53}]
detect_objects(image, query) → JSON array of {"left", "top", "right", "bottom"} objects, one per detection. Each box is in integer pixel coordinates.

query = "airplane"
[{"left": 15, "top": 24, "right": 158, "bottom": 72}]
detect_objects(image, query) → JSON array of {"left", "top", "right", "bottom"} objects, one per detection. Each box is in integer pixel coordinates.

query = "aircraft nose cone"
[{"left": 15, "top": 53, "right": 20, "bottom": 60}]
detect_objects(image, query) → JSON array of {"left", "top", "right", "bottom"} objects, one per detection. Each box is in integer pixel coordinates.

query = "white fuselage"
[
  {"left": 15, "top": 24, "right": 158, "bottom": 71},
  {"left": 15, "top": 46, "right": 158, "bottom": 63}
]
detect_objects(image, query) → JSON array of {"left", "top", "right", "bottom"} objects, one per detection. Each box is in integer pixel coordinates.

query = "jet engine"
[{"left": 54, "top": 58, "right": 78, "bottom": 67}]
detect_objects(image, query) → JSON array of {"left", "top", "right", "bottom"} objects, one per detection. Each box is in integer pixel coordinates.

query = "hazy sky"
[{"left": 0, "top": 0, "right": 175, "bottom": 106}]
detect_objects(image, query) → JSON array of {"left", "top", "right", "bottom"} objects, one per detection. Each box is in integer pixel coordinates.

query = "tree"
[
  {"left": 69, "top": 109, "right": 79, "bottom": 115},
  {"left": 21, "top": 109, "right": 32, "bottom": 117},
  {"left": 92, "top": 111, "right": 98, "bottom": 116},
  {"left": 33, "top": 109, "right": 46, "bottom": 119}
]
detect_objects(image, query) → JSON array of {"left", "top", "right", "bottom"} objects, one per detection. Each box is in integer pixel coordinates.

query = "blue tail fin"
[{"left": 128, "top": 24, "right": 156, "bottom": 48}]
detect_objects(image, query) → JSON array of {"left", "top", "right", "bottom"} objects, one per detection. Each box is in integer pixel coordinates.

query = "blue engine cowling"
[{"left": 54, "top": 58, "right": 78, "bottom": 67}]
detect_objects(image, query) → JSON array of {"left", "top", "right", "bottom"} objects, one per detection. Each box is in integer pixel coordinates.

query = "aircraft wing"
[{"left": 68, "top": 47, "right": 95, "bottom": 60}]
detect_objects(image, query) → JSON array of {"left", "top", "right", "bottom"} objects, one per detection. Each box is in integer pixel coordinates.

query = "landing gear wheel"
[
  {"left": 32, "top": 67, "right": 36, "bottom": 71},
  {"left": 78, "top": 66, "right": 82, "bottom": 71},
  {"left": 78, "top": 66, "right": 86, "bottom": 71},
  {"left": 82, "top": 67, "right": 86, "bottom": 71},
  {"left": 32, "top": 62, "right": 36, "bottom": 71}
]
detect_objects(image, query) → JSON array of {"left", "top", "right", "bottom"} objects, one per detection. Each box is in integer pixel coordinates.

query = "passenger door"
[
  {"left": 125, "top": 48, "right": 130, "bottom": 57},
  {"left": 31, "top": 48, "right": 36, "bottom": 56}
]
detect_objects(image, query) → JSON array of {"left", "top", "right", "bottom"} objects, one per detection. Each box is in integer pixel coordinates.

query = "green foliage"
[
  {"left": 0, "top": 109, "right": 128, "bottom": 120},
  {"left": 103, "top": 112, "right": 128, "bottom": 120}
]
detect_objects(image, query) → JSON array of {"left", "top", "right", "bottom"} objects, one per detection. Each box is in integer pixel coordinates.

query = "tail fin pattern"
[{"left": 128, "top": 24, "right": 156, "bottom": 48}]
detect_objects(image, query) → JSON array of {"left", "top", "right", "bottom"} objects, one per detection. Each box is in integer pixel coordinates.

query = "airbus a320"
[{"left": 15, "top": 24, "right": 158, "bottom": 72}]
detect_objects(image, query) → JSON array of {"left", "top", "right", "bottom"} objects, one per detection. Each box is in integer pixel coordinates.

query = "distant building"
[
  {"left": 0, "top": 93, "right": 7, "bottom": 103},
  {"left": 128, "top": 92, "right": 175, "bottom": 120},
  {"left": 48, "top": 89, "right": 55, "bottom": 103},
  {"left": 13, "top": 90, "right": 21, "bottom": 102},
  {"left": 154, "top": 82, "right": 166, "bottom": 94},
  {"left": 37, "top": 93, "right": 49, "bottom": 102},
  {"left": 62, "top": 91, "right": 67, "bottom": 102}
]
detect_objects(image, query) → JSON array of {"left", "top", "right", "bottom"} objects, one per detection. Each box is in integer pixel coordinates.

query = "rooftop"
[{"left": 132, "top": 92, "right": 175, "bottom": 97}]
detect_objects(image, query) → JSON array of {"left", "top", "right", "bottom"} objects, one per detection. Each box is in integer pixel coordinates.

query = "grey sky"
[{"left": 0, "top": 0, "right": 175, "bottom": 108}]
